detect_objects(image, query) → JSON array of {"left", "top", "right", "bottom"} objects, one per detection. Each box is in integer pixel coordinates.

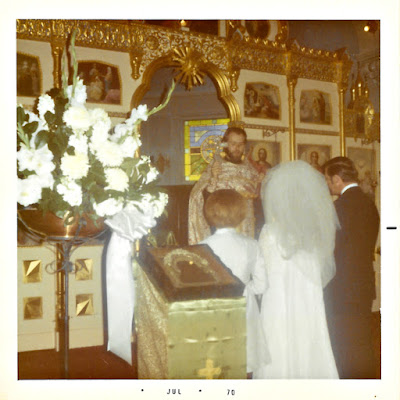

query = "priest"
[{"left": 188, "top": 127, "right": 263, "bottom": 244}]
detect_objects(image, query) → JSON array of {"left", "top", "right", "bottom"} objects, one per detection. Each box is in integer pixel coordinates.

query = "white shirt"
[
  {"left": 200, "top": 227, "right": 270, "bottom": 372},
  {"left": 341, "top": 183, "right": 358, "bottom": 195},
  {"left": 200, "top": 227, "right": 268, "bottom": 294}
]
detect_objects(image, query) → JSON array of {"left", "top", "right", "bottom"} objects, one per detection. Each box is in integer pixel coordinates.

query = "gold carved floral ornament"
[{"left": 171, "top": 46, "right": 207, "bottom": 91}]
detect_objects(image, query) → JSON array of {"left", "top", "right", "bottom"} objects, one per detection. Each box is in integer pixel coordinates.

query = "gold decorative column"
[
  {"left": 227, "top": 68, "right": 240, "bottom": 92},
  {"left": 51, "top": 42, "right": 64, "bottom": 89},
  {"left": 130, "top": 50, "right": 143, "bottom": 80},
  {"left": 287, "top": 75, "right": 298, "bottom": 161},
  {"left": 334, "top": 49, "right": 352, "bottom": 157},
  {"left": 338, "top": 82, "right": 347, "bottom": 156}
]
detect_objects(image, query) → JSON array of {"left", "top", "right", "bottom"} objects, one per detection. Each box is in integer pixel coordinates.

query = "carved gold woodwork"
[
  {"left": 295, "top": 127, "right": 339, "bottom": 136},
  {"left": 130, "top": 53, "right": 241, "bottom": 122},
  {"left": 17, "top": 19, "right": 352, "bottom": 84},
  {"left": 276, "top": 21, "right": 289, "bottom": 43},
  {"left": 344, "top": 109, "right": 380, "bottom": 145},
  {"left": 338, "top": 82, "right": 347, "bottom": 156},
  {"left": 242, "top": 124, "right": 339, "bottom": 137},
  {"left": 226, "top": 20, "right": 247, "bottom": 40},
  {"left": 130, "top": 50, "right": 143, "bottom": 80},
  {"left": 227, "top": 68, "right": 240, "bottom": 92},
  {"left": 226, "top": 20, "right": 288, "bottom": 44},
  {"left": 51, "top": 42, "right": 64, "bottom": 89},
  {"left": 243, "top": 124, "right": 285, "bottom": 136},
  {"left": 172, "top": 47, "right": 207, "bottom": 90},
  {"left": 345, "top": 64, "right": 380, "bottom": 144},
  {"left": 287, "top": 75, "right": 298, "bottom": 160},
  {"left": 17, "top": 19, "right": 353, "bottom": 147}
]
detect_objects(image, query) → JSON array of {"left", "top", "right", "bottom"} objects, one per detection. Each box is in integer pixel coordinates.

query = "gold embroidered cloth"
[
  {"left": 136, "top": 259, "right": 246, "bottom": 379},
  {"left": 188, "top": 158, "right": 262, "bottom": 244}
]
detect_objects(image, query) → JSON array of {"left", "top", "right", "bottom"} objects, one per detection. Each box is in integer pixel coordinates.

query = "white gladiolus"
[
  {"left": 17, "top": 145, "right": 40, "bottom": 172},
  {"left": 113, "top": 123, "right": 131, "bottom": 141},
  {"left": 120, "top": 136, "right": 141, "bottom": 158},
  {"left": 140, "top": 155, "right": 150, "bottom": 163},
  {"left": 126, "top": 104, "right": 148, "bottom": 126},
  {"left": 95, "top": 141, "right": 124, "bottom": 167},
  {"left": 63, "top": 106, "right": 92, "bottom": 133},
  {"left": 94, "top": 198, "right": 124, "bottom": 217},
  {"left": 60, "top": 152, "right": 89, "bottom": 180},
  {"left": 146, "top": 165, "right": 158, "bottom": 183},
  {"left": 150, "top": 192, "right": 168, "bottom": 218},
  {"left": 17, "top": 144, "right": 55, "bottom": 176},
  {"left": 17, "top": 175, "right": 43, "bottom": 206},
  {"left": 66, "top": 78, "right": 87, "bottom": 107},
  {"left": 24, "top": 110, "right": 40, "bottom": 125},
  {"left": 34, "top": 146, "right": 56, "bottom": 176},
  {"left": 90, "top": 108, "right": 112, "bottom": 130},
  {"left": 90, "top": 122, "right": 110, "bottom": 152},
  {"left": 68, "top": 134, "right": 88, "bottom": 154},
  {"left": 131, "top": 194, "right": 154, "bottom": 216},
  {"left": 105, "top": 168, "right": 129, "bottom": 192},
  {"left": 135, "top": 155, "right": 157, "bottom": 183},
  {"left": 57, "top": 178, "right": 82, "bottom": 206},
  {"left": 22, "top": 111, "right": 47, "bottom": 148},
  {"left": 36, "top": 172, "right": 55, "bottom": 189},
  {"left": 37, "top": 94, "right": 55, "bottom": 121}
]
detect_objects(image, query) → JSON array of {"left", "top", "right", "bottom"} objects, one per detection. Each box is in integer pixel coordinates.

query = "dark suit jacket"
[{"left": 324, "top": 186, "right": 380, "bottom": 315}]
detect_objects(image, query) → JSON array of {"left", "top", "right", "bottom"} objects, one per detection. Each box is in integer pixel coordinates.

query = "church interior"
[{"left": 16, "top": 19, "right": 381, "bottom": 380}]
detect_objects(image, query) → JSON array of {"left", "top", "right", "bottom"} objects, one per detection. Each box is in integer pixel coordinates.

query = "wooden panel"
[{"left": 152, "top": 185, "right": 193, "bottom": 247}]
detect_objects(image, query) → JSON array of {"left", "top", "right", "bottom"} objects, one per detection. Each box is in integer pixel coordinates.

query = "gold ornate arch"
[{"left": 130, "top": 49, "right": 241, "bottom": 122}]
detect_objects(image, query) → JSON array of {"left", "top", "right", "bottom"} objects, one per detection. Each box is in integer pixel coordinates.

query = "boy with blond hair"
[{"left": 201, "top": 189, "right": 269, "bottom": 377}]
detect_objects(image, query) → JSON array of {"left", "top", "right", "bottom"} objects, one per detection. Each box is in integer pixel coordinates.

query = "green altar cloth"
[{"left": 136, "top": 245, "right": 247, "bottom": 379}]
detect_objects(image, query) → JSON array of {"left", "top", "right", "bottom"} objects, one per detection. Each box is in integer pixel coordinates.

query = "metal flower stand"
[{"left": 18, "top": 213, "right": 106, "bottom": 379}]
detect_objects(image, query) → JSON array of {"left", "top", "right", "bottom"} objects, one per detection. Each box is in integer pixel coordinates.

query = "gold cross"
[{"left": 197, "top": 359, "right": 221, "bottom": 379}]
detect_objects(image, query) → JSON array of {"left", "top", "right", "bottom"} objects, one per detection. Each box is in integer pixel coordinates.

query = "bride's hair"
[{"left": 260, "top": 160, "right": 340, "bottom": 286}]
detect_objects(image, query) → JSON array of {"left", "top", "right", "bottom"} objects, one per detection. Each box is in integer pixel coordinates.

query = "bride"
[{"left": 254, "top": 160, "right": 339, "bottom": 379}]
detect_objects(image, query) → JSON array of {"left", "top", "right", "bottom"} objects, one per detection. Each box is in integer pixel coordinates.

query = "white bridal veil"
[{"left": 260, "top": 160, "right": 340, "bottom": 287}]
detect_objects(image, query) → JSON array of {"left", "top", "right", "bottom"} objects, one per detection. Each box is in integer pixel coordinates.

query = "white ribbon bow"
[{"left": 105, "top": 206, "right": 157, "bottom": 364}]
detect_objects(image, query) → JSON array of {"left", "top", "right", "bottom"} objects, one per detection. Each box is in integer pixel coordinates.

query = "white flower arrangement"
[{"left": 17, "top": 31, "right": 174, "bottom": 230}]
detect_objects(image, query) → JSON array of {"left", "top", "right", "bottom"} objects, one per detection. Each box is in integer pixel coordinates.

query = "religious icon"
[
  {"left": 77, "top": 61, "right": 121, "bottom": 104},
  {"left": 299, "top": 90, "right": 332, "bottom": 124},
  {"left": 17, "top": 53, "right": 42, "bottom": 97},
  {"left": 244, "top": 83, "right": 281, "bottom": 120},
  {"left": 298, "top": 144, "right": 331, "bottom": 173},
  {"left": 247, "top": 141, "right": 281, "bottom": 174}
]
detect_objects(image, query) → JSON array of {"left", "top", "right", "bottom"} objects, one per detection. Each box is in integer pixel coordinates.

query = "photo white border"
[{"left": 2, "top": 2, "right": 399, "bottom": 399}]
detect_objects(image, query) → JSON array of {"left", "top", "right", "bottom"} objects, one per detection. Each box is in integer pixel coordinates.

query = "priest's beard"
[{"left": 225, "top": 149, "right": 243, "bottom": 164}]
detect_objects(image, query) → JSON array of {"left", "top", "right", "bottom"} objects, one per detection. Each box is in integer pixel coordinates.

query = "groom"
[{"left": 323, "top": 156, "right": 380, "bottom": 379}]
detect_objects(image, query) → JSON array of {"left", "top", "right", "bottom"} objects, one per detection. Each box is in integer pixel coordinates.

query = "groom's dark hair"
[{"left": 323, "top": 156, "right": 359, "bottom": 183}]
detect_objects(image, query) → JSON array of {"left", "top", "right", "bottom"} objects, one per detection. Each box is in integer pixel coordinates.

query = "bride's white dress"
[{"left": 254, "top": 226, "right": 338, "bottom": 379}]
